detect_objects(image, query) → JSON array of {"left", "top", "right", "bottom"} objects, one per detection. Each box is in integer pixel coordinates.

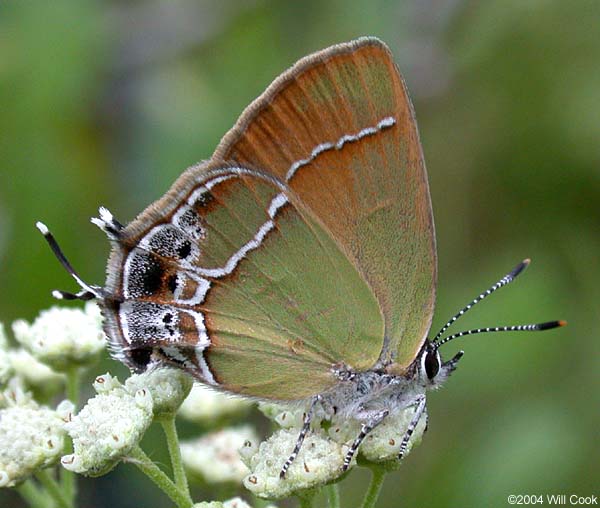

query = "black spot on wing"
[{"left": 126, "top": 251, "right": 166, "bottom": 298}]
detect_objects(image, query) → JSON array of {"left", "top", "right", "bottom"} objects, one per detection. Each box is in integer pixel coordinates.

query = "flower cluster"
[
  {"left": 0, "top": 382, "right": 69, "bottom": 487},
  {"left": 12, "top": 302, "right": 105, "bottom": 371},
  {"left": 241, "top": 402, "right": 427, "bottom": 499},
  {"left": 62, "top": 367, "right": 194, "bottom": 476},
  {"left": 181, "top": 425, "right": 258, "bottom": 484},
  {"left": 62, "top": 373, "right": 154, "bottom": 476}
]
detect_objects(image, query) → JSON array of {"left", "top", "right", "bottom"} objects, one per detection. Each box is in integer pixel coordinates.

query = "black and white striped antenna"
[
  {"left": 431, "top": 259, "right": 566, "bottom": 349},
  {"left": 36, "top": 221, "right": 104, "bottom": 301},
  {"left": 433, "top": 321, "right": 566, "bottom": 350}
]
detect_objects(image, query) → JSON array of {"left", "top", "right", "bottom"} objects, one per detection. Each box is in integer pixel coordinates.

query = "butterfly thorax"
[
  {"left": 320, "top": 341, "right": 458, "bottom": 423},
  {"left": 320, "top": 366, "right": 418, "bottom": 422}
]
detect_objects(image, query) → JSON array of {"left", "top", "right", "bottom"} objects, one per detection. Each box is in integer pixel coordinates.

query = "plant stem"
[
  {"left": 297, "top": 490, "right": 316, "bottom": 508},
  {"left": 16, "top": 479, "right": 51, "bottom": 508},
  {"left": 65, "top": 367, "right": 80, "bottom": 408},
  {"left": 159, "top": 416, "right": 190, "bottom": 494},
  {"left": 35, "top": 469, "right": 71, "bottom": 508},
  {"left": 325, "top": 483, "right": 340, "bottom": 508},
  {"left": 360, "top": 467, "right": 387, "bottom": 508},
  {"left": 62, "top": 367, "right": 80, "bottom": 504},
  {"left": 129, "top": 445, "right": 193, "bottom": 508},
  {"left": 252, "top": 498, "right": 273, "bottom": 508}
]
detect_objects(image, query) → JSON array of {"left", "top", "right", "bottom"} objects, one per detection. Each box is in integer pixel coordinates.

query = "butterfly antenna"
[
  {"left": 36, "top": 221, "right": 103, "bottom": 301},
  {"left": 433, "top": 320, "right": 567, "bottom": 350},
  {"left": 431, "top": 259, "right": 531, "bottom": 344}
]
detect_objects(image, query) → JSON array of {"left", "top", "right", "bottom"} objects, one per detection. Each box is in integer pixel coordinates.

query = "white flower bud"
[
  {"left": 63, "top": 381, "right": 153, "bottom": 476},
  {"left": 125, "top": 367, "right": 192, "bottom": 418},
  {"left": 179, "top": 383, "right": 251, "bottom": 424},
  {"left": 0, "top": 390, "right": 66, "bottom": 487},
  {"left": 56, "top": 400, "right": 76, "bottom": 422},
  {"left": 93, "top": 373, "right": 122, "bottom": 394},
  {"left": 238, "top": 437, "right": 258, "bottom": 464},
  {"left": 242, "top": 428, "right": 346, "bottom": 499},
  {"left": 181, "top": 425, "right": 257, "bottom": 484},
  {"left": 257, "top": 403, "right": 304, "bottom": 429},
  {"left": 12, "top": 302, "right": 105, "bottom": 371}
]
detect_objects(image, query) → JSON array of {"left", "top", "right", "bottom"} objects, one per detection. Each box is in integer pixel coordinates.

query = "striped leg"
[
  {"left": 279, "top": 395, "right": 321, "bottom": 479},
  {"left": 398, "top": 395, "right": 427, "bottom": 460},
  {"left": 342, "top": 409, "right": 389, "bottom": 471}
]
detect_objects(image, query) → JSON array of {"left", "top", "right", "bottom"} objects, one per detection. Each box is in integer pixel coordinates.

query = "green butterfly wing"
[
  {"left": 214, "top": 37, "right": 437, "bottom": 371},
  {"left": 103, "top": 164, "right": 383, "bottom": 400}
]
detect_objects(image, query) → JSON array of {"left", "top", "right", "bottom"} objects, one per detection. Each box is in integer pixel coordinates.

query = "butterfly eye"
[{"left": 424, "top": 349, "right": 441, "bottom": 380}]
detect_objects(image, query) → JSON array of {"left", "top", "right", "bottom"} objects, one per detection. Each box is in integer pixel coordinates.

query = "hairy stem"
[
  {"left": 16, "top": 479, "right": 51, "bottom": 508},
  {"left": 129, "top": 445, "right": 193, "bottom": 508},
  {"left": 360, "top": 466, "right": 387, "bottom": 508},
  {"left": 35, "top": 469, "right": 71, "bottom": 508},
  {"left": 159, "top": 416, "right": 190, "bottom": 495},
  {"left": 325, "top": 483, "right": 341, "bottom": 508},
  {"left": 297, "top": 489, "right": 317, "bottom": 508}
]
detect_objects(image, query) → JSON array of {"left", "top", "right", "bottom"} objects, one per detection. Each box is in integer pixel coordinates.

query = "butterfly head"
[{"left": 417, "top": 340, "right": 463, "bottom": 389}]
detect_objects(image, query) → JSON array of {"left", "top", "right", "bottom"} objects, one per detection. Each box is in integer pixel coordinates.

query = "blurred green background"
[{"left": 1, "top": 0, "right": 598, "bottom": 507}]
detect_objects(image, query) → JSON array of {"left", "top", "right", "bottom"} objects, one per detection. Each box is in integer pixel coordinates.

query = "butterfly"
[{"left": 38, "top": 37, "right": 565, "bottom": 476}]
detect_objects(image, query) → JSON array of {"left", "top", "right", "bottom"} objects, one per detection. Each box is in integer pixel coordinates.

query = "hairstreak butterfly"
[{"left": 38, "top": 37, "right": 565, "bottom": 476}]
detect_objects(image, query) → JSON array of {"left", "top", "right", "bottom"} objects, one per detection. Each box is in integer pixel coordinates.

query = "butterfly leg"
[
  {"left": 342, "top": 409, "right": 390, "bottom": 471},
  {"left": 398, "top": 395, "right": 427, "bottom": 460},
  {"left": 280, "top": 395, "right": 322, "bottom": 479}
]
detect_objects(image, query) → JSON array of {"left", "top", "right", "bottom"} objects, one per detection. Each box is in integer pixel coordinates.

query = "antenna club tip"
[
  {"left": 510, "top": 258, "right": 531, "bottom": 278},
  {"left": 538, "top": 320, "right": 567, "bottom": 330},
  {"left": 36, "top": 222, "right": 49, "bottom": 235},
  {"left": 51, "top": 290, "right": 64, "bottom": 300}
]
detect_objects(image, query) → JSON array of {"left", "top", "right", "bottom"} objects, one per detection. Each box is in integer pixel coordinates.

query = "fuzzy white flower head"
[
  {"left": 0, "top": 385, "right": 66, "bottom": 487},
  {"left": 126, "top": 367, "right": 192, "bottom": 418},
  {"left": 181, "top": 425, "right": 258, "bottom": 484},
  {"left": 0, "top": 324, "right": 13, "bottom": 386},
  {"left": 179, "top": 383, "right": 252, "bottom": 424},
  {"left": 8, "top": 348, "right": 64, "bottom": 388},
  {"left": 242, "top": 427, "right": 346, "bottom": 500},
  {"left": 329, "top": 406, "right": 427, "bottom": 465},
  {"left": 12, "top": 302, "right": 105, "bottom": 371},
  {"left": 62, "top": 374, "right": 153, "bottom": 476}
]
